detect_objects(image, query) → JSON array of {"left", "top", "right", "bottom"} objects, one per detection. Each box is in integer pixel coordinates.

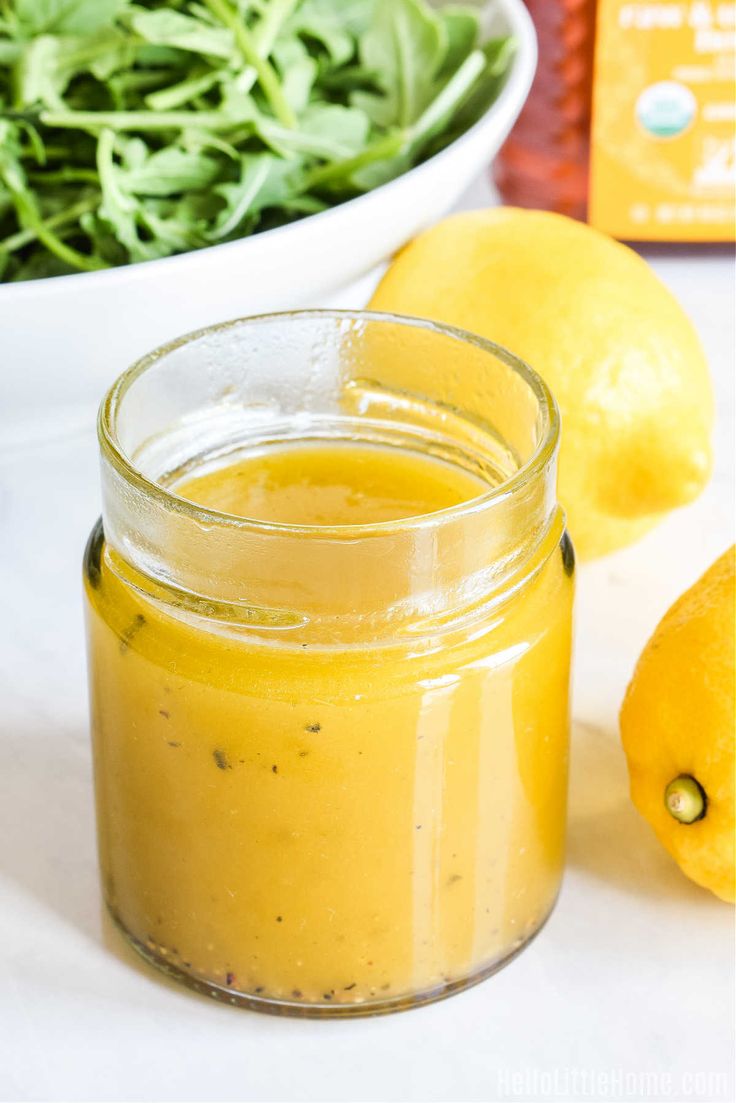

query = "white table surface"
[{"left": 1, "top": 176, "right": 734, "bottom": 1103}]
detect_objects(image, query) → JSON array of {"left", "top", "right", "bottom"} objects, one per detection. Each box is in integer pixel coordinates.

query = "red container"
[{"left": 494, "top": 0, "right": 597, "bottom": 220}]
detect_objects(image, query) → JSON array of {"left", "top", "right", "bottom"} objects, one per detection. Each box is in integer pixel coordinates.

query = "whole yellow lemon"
[
  {"left": 368, "top": 208, "right": 713, "bottom": 559},
  {"left": 620, "top": 548, "right": 735, "bottom": 902}
]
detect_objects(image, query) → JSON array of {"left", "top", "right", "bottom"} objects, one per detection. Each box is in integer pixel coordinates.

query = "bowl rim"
[{"left": 0, "top": 0, "right": 536, "bottom": 301}]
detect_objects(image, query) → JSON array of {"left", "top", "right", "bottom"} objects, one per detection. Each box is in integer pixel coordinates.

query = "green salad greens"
[{"left": 0, "top": 0, "right": 513, "bottom": 281}]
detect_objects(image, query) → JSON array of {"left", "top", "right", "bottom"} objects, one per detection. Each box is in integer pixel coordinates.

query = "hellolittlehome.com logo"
[{"left": 495, "top": 1067, "right": 730, "bottom": 1100}]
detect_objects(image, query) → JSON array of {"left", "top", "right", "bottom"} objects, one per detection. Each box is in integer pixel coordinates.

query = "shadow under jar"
[{"left": 84, "top": 310, "right": 574, "bottom": 1017}]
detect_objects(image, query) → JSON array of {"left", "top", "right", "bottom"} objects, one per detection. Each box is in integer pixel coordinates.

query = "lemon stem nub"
[{"left": 665, "top": 775, "right": 707, "bottom": 824}]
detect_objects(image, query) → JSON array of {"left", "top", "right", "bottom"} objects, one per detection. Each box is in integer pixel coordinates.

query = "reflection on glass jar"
[{"left": 84, "top": 310, "right": 574, "bottom": 1016}]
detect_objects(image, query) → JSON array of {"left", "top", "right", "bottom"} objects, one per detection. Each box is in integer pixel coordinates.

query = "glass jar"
[{"left": 84, "top": 310, "right": 574, "bottom": 1017}]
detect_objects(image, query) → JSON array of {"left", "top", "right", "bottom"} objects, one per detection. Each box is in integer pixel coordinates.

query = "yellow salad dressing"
[{"left": 85, "top": 440, "right": 573, "bottom": 1011}]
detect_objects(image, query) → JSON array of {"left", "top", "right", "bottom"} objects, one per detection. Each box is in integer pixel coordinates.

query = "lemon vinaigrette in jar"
[{"left": 84, "top": 311, "right": 574, "bottom": 1016}]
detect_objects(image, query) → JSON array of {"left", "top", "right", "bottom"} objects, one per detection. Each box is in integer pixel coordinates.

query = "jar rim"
[{"left": 99, "top": 308, "right": 559, "bottom": 540}]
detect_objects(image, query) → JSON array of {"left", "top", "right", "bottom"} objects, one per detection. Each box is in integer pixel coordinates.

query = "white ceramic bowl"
[{"left": 0, "top": 0, "right": 535, "bottom": 434}]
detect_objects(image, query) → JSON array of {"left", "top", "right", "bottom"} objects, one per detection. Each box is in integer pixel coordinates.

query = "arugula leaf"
[
  {"left": 201, "top": 0, "right": 296, "bottom": 127},
  {"left": 95, "top": 128, "right": 152, "bottom": 262},
  {"left": 297, "top": 102, "right": 370, "bottom": 156},
  {"left": 144, "top": 67, "right": 223, "bottom": 111},
  {"left": 434, "top": 36, "right": 517, "bottom": 149},
  {"left": 409, "top": 46, "right": 486, "bottom": 154},
  {"left": 15, "top": 30, "right": 135, "bottom": 108},
  {"left": 129, "top": 9, "right": 234, "bottom": 60},
  {"left": 292, "top": 0, "right": 374, "bottom": 42},
  {"left": 437, "top": 6, "right": 479, "bottom": 79},
  {"left": 272, "top": 36, "right": 317, "bottom": 113},
  {"left": 209, "top": 152, "right": 299, "bottom": 239},
  {"left": 13, "top": 0, "right": 126, "bottom": 37},
  {"left": 124, "top": 145, "right": 222, "bottom": 196},
  {"left": 286, "top": 0, "right": 372, "bottom": 65},
  {"left": 354, "top": 0, "right": 446, "bottom": 127},
  {"left": 14, "top": 34, "right": 67, "bottom": 108}
]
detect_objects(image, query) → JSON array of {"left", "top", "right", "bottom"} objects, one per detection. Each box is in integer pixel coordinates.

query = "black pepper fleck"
[
  {"left": 344, "top": 983, "right": 356, "bottom": 991},
  {"left": 213, "top": 749, "right": 232, "bottom": 770},
  {"left": 305, "top": 722, "right": 321, "bottom": 733},
  {"left": 292, "top": 989, "right": 302, "bottom": 998},
  {"left": 272, "top": 764, "right": 278, "bottom": 773},
  {"left": 168, "top": 741, "right": 181, "bottom": 748},
  {"left": 226, "top": 972, "right": 235, "bottom": 986},
  {"left": 276, "top": 916, "right": 283, "bottom": 923},
  {"left": 159, "top": 709, "right": 170, "bottom": 719}
]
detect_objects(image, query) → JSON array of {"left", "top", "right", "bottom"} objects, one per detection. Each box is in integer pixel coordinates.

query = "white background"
[{"left": 1, "top": 176, "right": 734, "bottom": 1103}]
